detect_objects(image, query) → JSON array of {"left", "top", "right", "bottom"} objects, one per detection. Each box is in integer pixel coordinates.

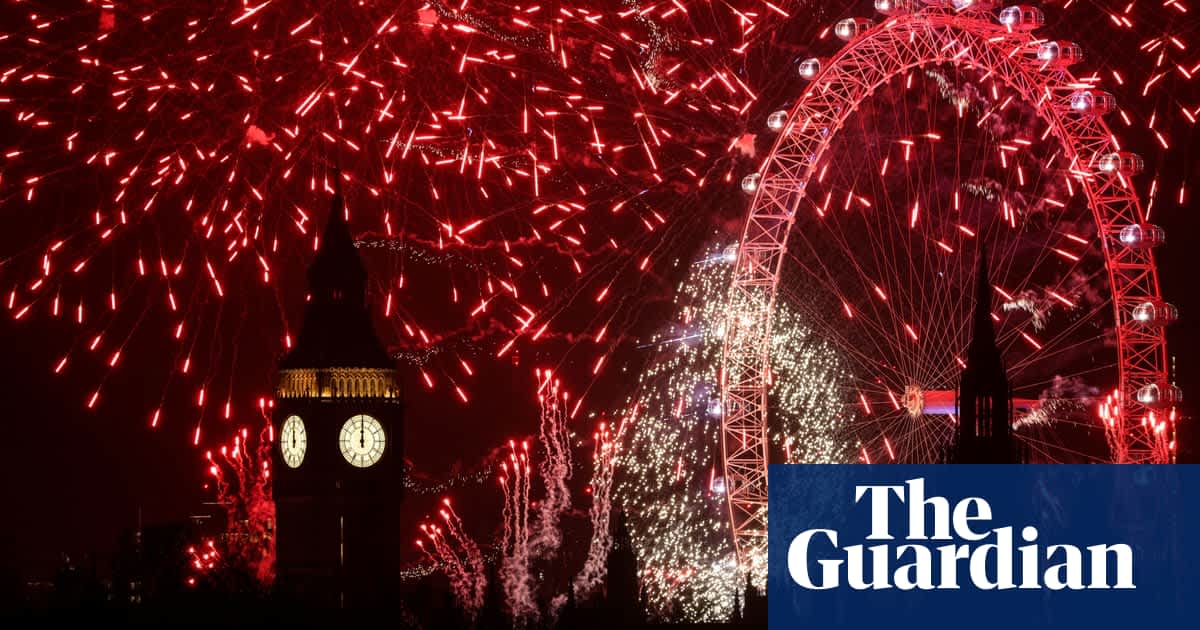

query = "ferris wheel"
[{"left": 720, "top": 1, "right": 1179, "bottom": 579}]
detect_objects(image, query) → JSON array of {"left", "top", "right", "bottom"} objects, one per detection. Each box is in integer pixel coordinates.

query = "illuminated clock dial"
[
  {"left": 339, "top": 414, "right": 385, "bottom": 468},
  {"left": 280, "top": 415, "right": 307, "bottom": 468}
]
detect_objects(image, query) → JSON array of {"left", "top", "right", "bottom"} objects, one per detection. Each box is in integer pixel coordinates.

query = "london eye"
[{"left": 722, "top": 1, "right": 1178, "bottom": 581}]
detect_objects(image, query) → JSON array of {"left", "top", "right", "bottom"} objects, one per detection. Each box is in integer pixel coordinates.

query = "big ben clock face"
[
  {"left": 280, "top": 415, "right": 307, "bottom": 468},
  {"left": 340, "top": 414, "right": 385, "bottom": 468}
]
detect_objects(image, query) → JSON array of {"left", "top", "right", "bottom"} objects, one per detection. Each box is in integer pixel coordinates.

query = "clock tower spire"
[
  {"left": 949, "top": 246, "right": 1021, "bottom": 463},
  {"left": 272, "top": 176, "right": 405, "bottom": 608}
]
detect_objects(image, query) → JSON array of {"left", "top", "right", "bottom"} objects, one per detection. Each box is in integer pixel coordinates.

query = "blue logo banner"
[{"left": 768, "top": 465, "right": 1197, "bottom": 628}]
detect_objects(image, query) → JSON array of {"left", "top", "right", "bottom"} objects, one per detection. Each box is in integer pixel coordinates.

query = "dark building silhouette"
[
  {"left": 111, "top": 520, "right": 192, "bottom": 607},
  {"left": 731, "top": 573, "right": 767, "bottom": 625},
  {"left": 145, "top": 522, "right": 193, "bottom": 603},
  {"left": 271, "top": 180, "right": 405, "bottom": 608},
  {"left": 949, "top": 250, "right": 1022, "bottom": 464},
  {"left": 553, "top": 510, "right": 646, "bottom": 628},
  {"left": 602, "top": 509, "right": 645, "bottom": 624},
  {"left": 48, "top": 553, "right": 105, "bottom": 609}
]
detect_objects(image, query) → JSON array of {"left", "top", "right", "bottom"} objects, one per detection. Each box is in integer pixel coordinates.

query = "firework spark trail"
[
  {"left": 499, "top": 456, "right": 514, "bottom": 563},
  {"left": 186, "top": 539, "right": 220, "bottom": 584},
  {"left": 617, "top": 241, "right": 850, "bottom": 620},
  {"left": 418, "top": 498, "right": 486, "bottom": 621},
  {"left": 517, "top": 440, "right": 535, "bottom": 618},
  {"left": 439, "top": 499, "right": 487, "bottom": 617},
  {"left": 0, "top": 0, "right": 1190, "bottom": 464},
  {"left": 415, "top": 534, "right": 442, "bottom": 567},
  {"left": 573, "top": 418, "right": 621, "bottom": 601},
  {"left": 530, "top": 368, "right": 572, "bottom": 556},
  {"left": 0, "top": 0, "right": 772, "bottom": 444},
  {"left": 424, "top": 377, "right": 579, "bottom": 622},
  {"left": 499, "top": 439, "right": 537, "bottom": 624},
  {"left": 418, "top": 524, "right": 470, "bottom": 602},
  {"left": 201, "top": 422, "right": 276, "bottom": 585},
  {"left": 1096, "top": 389, "right": 1173, "bottom": 465}
]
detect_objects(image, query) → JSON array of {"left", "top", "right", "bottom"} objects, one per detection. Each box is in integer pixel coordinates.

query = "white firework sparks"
[{"left": 617, "top": 241, "right": 854, "bottom": 622}]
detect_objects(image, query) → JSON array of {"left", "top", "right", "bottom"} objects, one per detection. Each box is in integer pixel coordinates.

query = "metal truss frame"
[{"left": 720, "top": 6, "right": 1172, "bottom": 577}]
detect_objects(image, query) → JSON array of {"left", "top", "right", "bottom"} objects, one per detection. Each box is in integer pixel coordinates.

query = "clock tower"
[
  {"left": 949, "top": 248, "right": 1022, "bottom": 464},
  {"left": 272, "top": 181, "right": 404, "bottom": 608}
]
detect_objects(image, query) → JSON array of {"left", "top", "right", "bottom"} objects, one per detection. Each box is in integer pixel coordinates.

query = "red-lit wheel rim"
[{"left": 720, "top": 6, "right": 1172, "bottom": 579}]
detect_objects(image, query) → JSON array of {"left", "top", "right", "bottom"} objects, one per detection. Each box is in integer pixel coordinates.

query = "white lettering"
[
  {"left": 968, "top": 526, "right": 1014, "bottom": 589},
  {"left": 788, "top": 529, "right": 841, "bottom": 589},
  {"left": 1044, "top": 545, "right": 1085, "bottom": 590},
  {"left": 906, "top": 478, "right": 952, "bottom": 540},
  {"left": 786, "top": 478, "right": 1136, "bottom": 593},
  {"left": 855, "top": 484, "right": 905, "bottom": 540},
  {"left": 952, "top": 496, "right": 992, "bottom": 541},
  {"left": 1086, "top": 544, "right": 1135, "bottom": 589},
  {"left": 894, "top": 545, "right": 934, "bottom": 590}
]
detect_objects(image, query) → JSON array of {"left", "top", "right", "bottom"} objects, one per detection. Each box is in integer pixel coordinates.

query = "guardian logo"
[
  {"left": 768, "top": 466, "right": 1193, "bottom": 629},
  {"left": 786, "top": 478, "right": 1135, "bottom": 591}
]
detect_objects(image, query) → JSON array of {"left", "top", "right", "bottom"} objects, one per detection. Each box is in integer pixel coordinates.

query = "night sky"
[
  {"left": 3, "top": 210, "right": 1196, "bottom": 582},
  {"left": 2, "top": 0, "right": 1199, "bottom": 587}
]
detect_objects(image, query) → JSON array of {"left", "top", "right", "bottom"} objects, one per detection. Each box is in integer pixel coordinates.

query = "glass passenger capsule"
[
  {"left": 797, "top": 57, "right": 823, "bottom": 80},
  {"left": 766, "top": 110, "right": 789, "bottom": 132},
  {"left": 1069, "top": 90, "right": 1116, "bottom": 116},
  {"left": 1036, "top": 40, "right": 1084, "bottom": 66},
  {"left": 1098, "top": 151, "right": 1144, "bottom": 175},
  {"left": 874, "top": 0, "right": 915, "bottom": 15},
  {"left": 1118, "top": 223, "right": 1165, "bottom": 249},
  {"left": 1135, "top": 382, "right": 1183, "bottom": 409},
  {"left": 835, "top": 18, "right": 874, "bottom": 42},
  {"left": 998, "top": 5, "right": 1045, "bottom": 31},
  {"left": 1132, "top": 301, "right": 1179, "bottom": 327},
  {"left": 741, "top": 173, "right": 761, "bottom": 194}
]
